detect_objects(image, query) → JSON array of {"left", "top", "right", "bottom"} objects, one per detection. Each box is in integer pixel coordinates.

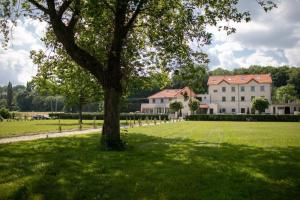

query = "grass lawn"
[
  {"left": 0, "top": 120, "right": 103, "bottom": 138},
  {"left": 0, "top": 121, "right": 300, "bottom": 200},
  {"left": 0, "top": 119, "right": 141, "bottom": 138}
]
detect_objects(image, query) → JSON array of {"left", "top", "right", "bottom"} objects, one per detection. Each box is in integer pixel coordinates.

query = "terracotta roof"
[
  {"left": 148, "top": 87, "right": 196, "bottom": 99},
  {"left": 199, "top": 104, "right": 209, "bottom": 109},
  {"left": 208, "top": 74, "right": 272, "bottom": 85}
]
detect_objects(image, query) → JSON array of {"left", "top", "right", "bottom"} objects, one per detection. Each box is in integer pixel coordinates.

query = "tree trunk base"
[{"left": 100, "top": 135, "right": 125, "bottom": 151}]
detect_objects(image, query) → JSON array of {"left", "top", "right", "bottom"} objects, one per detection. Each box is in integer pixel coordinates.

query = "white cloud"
[
  {"left": 0, "top": 18, "right": 46, "bottom": 86},
  {"left": 207, "top": 0, "right": 300, "bottom": 70}
]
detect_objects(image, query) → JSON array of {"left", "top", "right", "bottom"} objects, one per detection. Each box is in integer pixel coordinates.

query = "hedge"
[
  {"left": 49, "top": 112, "right": 169, "bottom": 120},
  {"left": 0, "top": 108, "right": 10, "bottom": 119},
  {"left": 185, "top": 114, "right": 300, "bottom": 122}
]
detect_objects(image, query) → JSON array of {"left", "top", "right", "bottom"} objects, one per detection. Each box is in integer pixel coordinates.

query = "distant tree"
[
  {"left": 169, "top": 101, "right": 183, "bottom": 118},
  {"left": 172, "top": 65, "right": 208, "bottom": 93},
  {"left": 16, "top": 91, "right": 33, "bottom": 111},
  {"left": 275, "top": 84, "right": 297, "bottom": 103},
  {"left": 188, "top": 100, "right": 200, "bottom": 114},
  {"left": 251, "top": 97, "right": 270, "bottom": 114},
  {"left": 210, "top": 68, "right": 232, "bottom": 76},
  {"left": 288, "top": 68, "right": 300, "bottom": 98},
  {"left": 32, "top": 50, "right": 103, "bottom": 123},
  {"left": 6, "top": 82, "right": 13, "bottom": 111}
]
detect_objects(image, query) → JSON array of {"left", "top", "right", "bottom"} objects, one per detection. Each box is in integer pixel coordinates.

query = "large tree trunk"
[{"left": 101, "top": 87, "right": 124, "bottom": 150}]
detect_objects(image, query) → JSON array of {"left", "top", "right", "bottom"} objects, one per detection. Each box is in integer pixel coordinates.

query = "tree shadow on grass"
[{"left": 0, "top": 133, "right": 299, "bottom": 200}]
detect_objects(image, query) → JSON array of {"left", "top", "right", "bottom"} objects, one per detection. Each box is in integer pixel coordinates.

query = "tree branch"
[
  {"left": 58, "top": 0, "right": 74, "bottom": 18},
  {"left": 28, "top": 0, "right": 49, "bottom": 14},
  {"left": 68, "top": 0, "right": 80, "bottom": 30},
  {"left": 124, "top": 0, "right": 145, "bottom": 36}
]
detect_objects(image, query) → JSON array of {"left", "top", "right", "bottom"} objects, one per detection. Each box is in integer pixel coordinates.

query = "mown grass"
[
  {"left": 0, "top": 119, "right": 142, "bottom": 138},
  {"left": 0, "top": 121, "right": 299, "bottom": 200},
  {"left": 0, "top": 120, "right": 102, "bottom": 138}
]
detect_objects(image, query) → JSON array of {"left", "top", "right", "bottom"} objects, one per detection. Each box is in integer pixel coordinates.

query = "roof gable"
[
  {"left": 148, "top": 87, "right": 196, "bottom": 99},
  {"left": 208, "top": 74, "right": 272, "bottom": 85}
]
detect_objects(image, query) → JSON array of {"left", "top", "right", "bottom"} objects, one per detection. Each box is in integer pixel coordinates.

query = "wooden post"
[
  {"left": 93, "top": 116, "right": 96, "bottom": 129},
  {"left": 58, "top": 117, "right": 62, "bottom": 133}
]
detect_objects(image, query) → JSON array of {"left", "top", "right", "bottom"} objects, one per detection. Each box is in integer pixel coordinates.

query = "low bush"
[
  {"left": 49, "top": 112, "right": 169, "bottom": 120},
  {"left": 0, "top": 108, "right": 11, "bottom": 119},
  {"left": 185, "top": 114, "right": 300, "bottom": 122}
]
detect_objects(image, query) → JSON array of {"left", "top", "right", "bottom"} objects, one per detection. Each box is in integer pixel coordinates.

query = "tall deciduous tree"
[
  {"left": 172, "top": 64, "right": 208, "bottom": 93},
  {"left": 6, "top": 82, "right": 13, "bottom": 111},
  {"left": 275, "top": 84, "right": 297, "bottom": 103},
  {"left": 0, "top": 0, "right": 276, "bottom": 150},
  {"left": 32, "top": 50, "right": 103, "bottom": 123}
]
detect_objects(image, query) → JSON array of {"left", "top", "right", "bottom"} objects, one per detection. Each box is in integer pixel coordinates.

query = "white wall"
[{"left": 209, "top": 80, "right": 272, "bottom": 114}]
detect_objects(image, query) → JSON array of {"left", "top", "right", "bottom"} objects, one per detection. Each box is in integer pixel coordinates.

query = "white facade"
[
  {"left": 140, "top": 87, "right": 195, "bottom": 117},
  {"left": 208, "top": 80, "right": 272, "bottom": 114}
]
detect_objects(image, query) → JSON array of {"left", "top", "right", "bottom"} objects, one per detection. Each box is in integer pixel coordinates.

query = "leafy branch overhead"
[{"left": 1, "top": 0, "right": 276, "bottom": 85}]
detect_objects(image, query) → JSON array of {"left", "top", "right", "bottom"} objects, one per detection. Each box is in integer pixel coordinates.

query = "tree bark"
[{"left": 101, "top": 87, "right": 123, "bottom": 150}]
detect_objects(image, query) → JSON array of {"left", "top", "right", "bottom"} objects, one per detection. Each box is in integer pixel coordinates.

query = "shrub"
[
  {"left": 49, "top": 112, "right": 169, "bottom": 120},
  {"left": 188, "top": 100, "right": 200, "bottom": 114},
  {"left": 0, "top": 108, "right": 11, "bottom": 119},
  {"left": 185, "top": 114, "right": 300, "bottom": 122},
  {"left": 251, "top": 97, "right": 270, "bottom": 114}
]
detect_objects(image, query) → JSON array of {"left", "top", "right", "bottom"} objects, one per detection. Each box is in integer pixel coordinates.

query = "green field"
[
  {"left": 0, "top": 121, "right": 300, "bottom": 200},
  {"left": 0, "top": 120, "right": 102, "bottom": 138},
  {"left": 0, "top": 119, "right": 140, "bottom": 138}
]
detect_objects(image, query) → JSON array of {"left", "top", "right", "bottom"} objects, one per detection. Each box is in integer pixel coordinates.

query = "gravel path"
[{"left": 0, "top": 121, "right": 180, "bottom": 144}]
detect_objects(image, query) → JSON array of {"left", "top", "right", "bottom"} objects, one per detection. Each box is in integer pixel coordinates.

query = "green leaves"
[{"left": 251, "top": 97, "right": 270, "bottom": 114}]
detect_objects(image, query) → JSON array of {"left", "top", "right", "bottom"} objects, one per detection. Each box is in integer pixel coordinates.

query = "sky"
[{"left": 0, "top": 0, "right": 300, "bottom": 86}]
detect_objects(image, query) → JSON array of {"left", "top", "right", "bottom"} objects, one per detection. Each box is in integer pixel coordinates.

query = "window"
[
  {"left": 241, "top": 108, "right": 245, "bottom": 113},
  {"left": 260, "top": 85, "right": 265, "bottom": 91},
  {"left": 221, "top": 108, "right": 226, "bottom": 113},
  {"left": 222, "top": 96, "right": 226, "bottom": 102},
  {"left": 232, "top": 108, "right": 236, "bottom": 113},
  {"left": 199, "top": 97, "right": 202, "bottom": 101},
  {"left": 251, "top": 96, "right": 255, "bottom": 101},
  {"left": 161, "top": 98, "right": 164, "bottom": 103},
  {"left": 213, "top": 89, "right": 218, "bottom": 93},
  {"left": 251, "top": 86, "right": 255, "bottom": 92},
  {"left": 241, "top": 86, "right": 245, "bottom": 92},
  {"left": 231, "top": 96, "right": 235, "bottom": 102},
  {"left": 169, "top": 98, "right": 172, "bottom": 102},
  {"left": 152, "top": 99, "right": 155, "bottom": 103},
  {"left": 241, "top": 96, "right": 245, "bottom": 102},
  {"left": 231, "top": 87, "right": 235, "bottom": 92},
  {"left": 222, "top": 87, "right": 226, "bottom": 92}
]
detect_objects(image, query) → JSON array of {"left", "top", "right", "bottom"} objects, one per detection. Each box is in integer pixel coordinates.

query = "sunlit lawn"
[
  {"left": 0, "top": 119, "right": 102, "bottom": 138},
  {"left": 0, "top": 121, "right": 299, "bottom": 200},
  {"left": 0, "top": 119, "right": 140, "bottom": 138}
]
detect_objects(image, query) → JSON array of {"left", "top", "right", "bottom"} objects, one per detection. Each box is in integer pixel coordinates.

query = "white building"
[
  {"left": 206, "top": 74, "right": 272, "bottom": 114},
  {"left": 140, "top": 87, "right": 196, "bottom": 117},
  {"left": 141, "top": 74, "right": 300, "bottom": 115}
]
